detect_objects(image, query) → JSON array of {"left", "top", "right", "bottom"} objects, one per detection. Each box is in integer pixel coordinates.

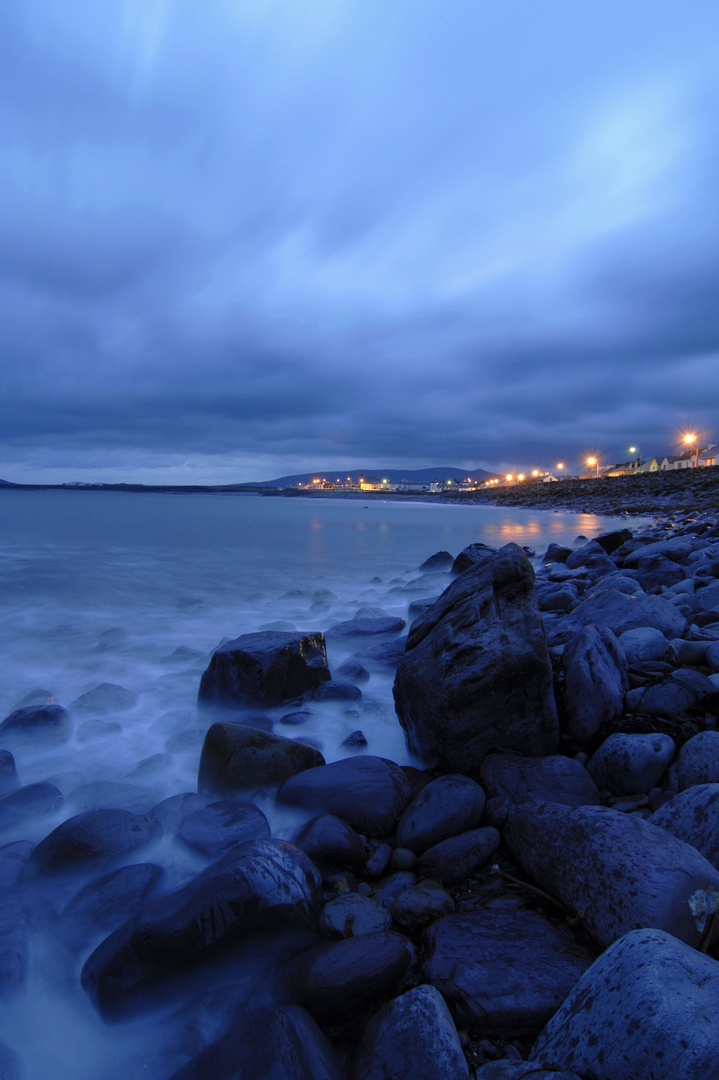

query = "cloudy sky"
[{"left": 2, "top": 0, "right": 718, "bottom": 483}]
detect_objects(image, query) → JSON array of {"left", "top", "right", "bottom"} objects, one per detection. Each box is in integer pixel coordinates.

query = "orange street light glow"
[
  {"left": 506, "top": 474, "right": 513, "bottom": 481},
  {"left": 518, "top": 473, "right": 525, "bottom": 481}
]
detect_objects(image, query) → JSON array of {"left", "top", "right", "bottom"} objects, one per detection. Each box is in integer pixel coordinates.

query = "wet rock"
[
  {"left": 451, "top": 543, "right": 497, "bottom": 576},
  {"left": 149, "top": 792, "right": 204, "bottom": 834},
  {"left": 60, "top": 863, "right": 163, "bottom": 947},
  {"left": 366, "top": 842, "right": 392, "bottom": 877},
  {"left": 618, "top": 626, "right": 669, "bottom": 664},
  {"left": 394, "top": 544, "right": 558, "bottom": 772},
  {"left": 390, "top": 879, "right": 454, "bottom": 931},
  {"left": 542, "top": 543, "right": 572, "bottom": 564},
  {"left": 480, "top": 754, "right": 598, "bottom": 808},
  {"left": 76, "top": 719, "right": 123, "bottom": 743},
  {"left": 423, "top": 901, "right": 591, "bottom": 1037},
  {"left": 676, "top": 730, "right": 719, "bottom": 789},
  {"left": 0, "top": 752, "right": 19, "bottom": 796},
  {"left": 197, "top": 631, "right": 330, "bottom": 710},
  {"left": 562, "top": 625, "right": 628, "bottom": 742},
  {"left": 313, "top": 681, "right": 362, "bottom": 703},
  {"left": 341, "top": 730, "right": 367, "bottom": 748},
  {"left": 11, "top": 688, "right": 54, "bottom": 710},
  {"left": 374, "top": 872, "right": 416, "bottom": 910},
  {"left": 198, "top": 722, "right": 325, "bottom": 795},
  {"left": 0, "top": 782, "right": 64, "bottom": 830},
  {"left": 420, "top": 551, "right": 454, "bottom": 572},
  {"left": 68, "top": 781, "right": 154, "bottom": 814},
  {"left": 288, "top": 930, "right": 413, "bottom": 1023},
  {"left": 335, "top": 660, "right": 370, "bottom": 684},
  {"left": 355, "top": 640, "right": 407, "bottom": 668},
  {"left": 293, "top": 814, "right": 366, "bottom": 869},
  {"left": 419, "top": 827, "right": 500, "bottom": 886},
  {"left": 177, "top": 801, "right": 271, "bottom": 858},
  {"left": 623, "top": 537, "right": 701, "bottom": 566},
  {"left": 0, "top": 703, "right": 71, "bottom": 742},
  {"left": 550, "top": 587, "right": 688, "bottom": 646},
  {"left": 395, "top": 775, "right": 486, "bottom": 855},
  {"left": 327, "top": 609, "right": 406, "bottom": 639},
  {"left": 530, "top": 929, "right": 719, "bottom": 1080},
  {"left": 587, "top": 733, "right": 675, "bottom": 796},
  {"left": 634, "top": 668, "right": 718, "bottom": 718},
  {"left": 169, "top": 1004, "right": 345, "bottom": 1080},
  {"left": 651, "top": 783, "right": 719, "bottom": 869},
  {"left": 564, "top": 541, "right": 616, "bottom": 575},
  {"left": 535, "top": 583, "right": 578, "bottom": 614},
  {"left": 69, "top": 683, "right": 137, "bottom": 714},
  {"left": 352, "top": 983, "right": 468, "bottom": 1080},
  {"left": 593, "top": 527, "right": 633, "bottom": 554},
  {"left": 633, "top": 553, "right": 687, "bottom": 591},
  {"left": 504, "top": 802, "right": 719, "bottom": 947},
  {"left": 390, "top": 848, "right": 417, "bottom": 871},
  {"left": 693, "top": 578, "right": 719, "bottom": 612},
  {"left": 0, "top": 905, "right": 27, "bottom": 997},
  {"left": 280, "top": 709, "right": 313, "bottom": 726},
  {"left": 82, "top": 838, "right": 321, "bottom": 1017},
  {"left": 27, "top": 809, "right": 160, "bottom": 876},
  {"left": 319, "top": 894, "right": 391, "bottom": 938},
  {"left": 277, "top": 756, "right": 411, "bottom": 837}
]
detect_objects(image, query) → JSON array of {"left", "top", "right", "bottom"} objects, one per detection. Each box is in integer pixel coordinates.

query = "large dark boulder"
[
  {"left": 60, "top": 863, "right": 163, "bottom": 948},
  {"left": 169, "top": 1005, "right": 345, "bottom": 1080},
  {"left": 480, "top": 754, "right": 599, "bottom": 808},
  {"left": 0, "top": 704, "right": 71, "bottom": 742},
  {"left": 69, "top": 683, "right": 137, "bottom": 714},
  {"left": 198, "top": 723, "right": 325, "bottom": 795},
  {"left": 326, "top": 609, "right": 405, "bottom": 640},
  {"left": 562, "top": 624, "right": 628, "bottom": 742},
  {"left": 0, "top": 782, "right": 64, "bottom": 831},
  {"left": 27, "top": 809, "right": 160, "bottom": 876},
  {"left": 393, "top": 544, "right": 558, "bottom": 772},
  {"left": 395, "top": 775, "right": 486, "bottom": 854},
  {"left": 503, "top": 802, "right": 719, "bottom": 947},
  {"left": 277, "top": 757, "right": 411, "bottom": 837},
  {"left": 293, "top": 814, "right": 366, "bottom": 869},
  {"left": 423, "top": 901, "right": 591, "bottom": 1037},
  {"left": 651, "top": 784, "right": 719, "bottom": 869},
  {"left": 418, "top": 826, "right": 500, "bottom": 885},
  {"left": 549, "top": 587, "right": 688, "bottom": 645},
  {"left": 198, "top": 631, "right": 330, "bottom": 710},
  {"left": 451, "top": 542, "right": 496, "bottom": 576},
  {"left": 177, "top": 801, "right": 271, "bottom": 857},
  {"left": 592, "top": 527, "right": 633, "bottom": 554},
  {"left": 82, "top": 838, "right": 321, "bottom": 1017}
]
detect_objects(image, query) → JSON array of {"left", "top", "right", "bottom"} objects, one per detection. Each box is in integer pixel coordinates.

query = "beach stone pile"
[{"left": 5, "top": 507, "right": 719, "bottom": 1079}]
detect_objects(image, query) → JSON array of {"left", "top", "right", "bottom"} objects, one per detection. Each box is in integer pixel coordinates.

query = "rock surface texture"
[{"left": 197, "top": 631, "right": 330, "bottom": 710}]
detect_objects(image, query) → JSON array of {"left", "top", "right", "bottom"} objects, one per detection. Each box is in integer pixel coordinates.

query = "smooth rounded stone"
[
  {"left": 0, "top": 752, "right": 19, "bottom": 797},
  {"left": 587, "top": 733, "right": 676, "bottom": 796},
  {"left": 198, "top": 722, "right": 325, "bottom": 795},
  {"left": 623, "top": 537, "right": 702, "bottom": 567},
  {"left": 319, "top": 894, "right": 392, "bottom": 938},
  {"left": 28, "top": 809, "right": 161, "bottom": 876},
  {"left": 395, "top": 544, "right": 558, "bottom": 772},
  {"left": 707, "top": 641, "right": 719, "bottom": 671},
  {"left": 374, "top": 872, "right": 416, "bottom": 910},
  {"left": 618, "top": 626, "right": 669, "bottom": 664},
  {"left": 480, "top": 754, "right": 599, "bottom": 808},
  {"left": 593, "top": 527, "right": 633, "bottom": 555},
  {"left": 562, "top": 624, "right": 628, "bottom": 742},
  {"left": 0, "top": 904, "right": 28, "bottom": 996},
  {"left": 288, "top": 930, "right": 413, "bottom": 1023},
  {"left": 542, "top": 543, "right": 572, "bottom": 564},
  {"left": 390, "top": 879, "right": 454, "bottom": 931},
  {"left": 395, "top": 775, "right": 485, "bottom": 855},
  {"left": 503, "top": 802, "right": 719, "bottom": 948},
  {"left": 0, "top": 703, "right": 71, "bottom": 742},
  {"left": 0, "top": 782, "right": 64, "bottom": 830},
  {"left": 366, "top": 842, "right": 392, "bottom": 877},
  {"left": 126, "top": 753, "right": 173, "bottom": 781},
  {"left": 68, "top": 781, "right": 153, "bottom": 814},
  {"left": 420, "top": 551, "right": 455, "bottom": 572},
  {"left": 177, "top": 801, "right": 271, "bottom": 858},
  {"left": 326, "top": 610, "right": 406, "bottom": 639},
  {"left": 635, "top": 668, "right": 718, "bottom": 718},
  {"left": 651, "top": 783, "right": 719, "bottom": 869},
  {"left": 293, "top": 814, "right": 366, "bottom": 869},
  {"left": 0, "top": 841, "right": 34, "bottom": 890},
  {"left": 277, "top": 756, "right": 412, "bottom": 837},
  {"left": 565, "top": 541, "right": 616, "bottom": 574},
  {"left": 408, "top": 597, "right": 440, "bottom": 621},
  {"left": 82, "top": 838, "right": 321, "bottom": 1017},
  {"left": 549, "top": 587, "right": 688, "bottom": 646},
  {"left": 423, "top": 900, "right": 592, "bottom": 1037},
  {"left": 676, "top": 730, "right": 719, "bottom": 789},
  {"left": 696, "top": 578, "right": 719, "bottom": 612},
  {"left": 452, "top": 543, "right": 496, "bottom": 576},
  {"left": 150, "top": 792, "right": 204, "bottom": 834},
  {"left": 335, "top": 659, "right": 370, "bottom": 684},
  {"left": 352, "top": 983, "right": 468, "bottom": 1080},
  {"left": 313, "top": 681, "right": 362, "bottom": 703},
  {"left": 280, "top": 709, "right": 313, "bottom": 726},
  {"left": 69, "top": 682, "right": 137, "bottom": 714},
  {"left": 419, "top": 827, "right": 500, "bottom": 886},
  {"left": 197, "top": 631, "right": 331, "bottom": 710},
  {"left": 341, "top": 730, "right": 367, "bottom": 748},
  {"left": 164, "top": 729, "right": 205, "bottom": 753},
  {"left": 354, "top": 639, "right": 407, "bottom": 668},
  {"left": 475, "top": 1065, "right": 581, "bottom": 1079},
  {"left": 586, "top": 573, "right": 645, "bottom": 598},
  {"left": 76, "top": 719, "right": 123, "bottom": 743},
  {"left": 390, "top": 847, "right": 417, "bottom": 871},
  {"left": 633, "top": 553, "right": 687, "bottom": 591},
  {"left": 11, "top": 688, "right": 54, "bottom": 710},
  {"left": 672, "top": 638, "right": 711, "bottom": 665},
  {"left": 169, "top": 1004, "right": 345, "bottom": 1080},
  {"left": 535, "top": 584, "right": 578, "bottom": 614},
  {"left": 60, "top": 863, "right": 163, "bottom": 947},
  {"left": 530, "top": 928, "right": 719, "bottom": 1080}
]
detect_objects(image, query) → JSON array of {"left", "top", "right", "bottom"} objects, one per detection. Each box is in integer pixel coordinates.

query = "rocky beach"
[{"left": 2, "top": 484, "right": 719, "bottom": 1079}]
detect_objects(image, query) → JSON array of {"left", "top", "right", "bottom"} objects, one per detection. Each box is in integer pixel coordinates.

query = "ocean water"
[{"left": 0, "top": 490, "right": 642, "bottom": 1078}]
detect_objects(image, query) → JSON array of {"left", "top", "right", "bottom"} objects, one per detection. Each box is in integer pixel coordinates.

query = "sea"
[{"left": 0, "top": 490, "right": 646, "bottom": 1078}]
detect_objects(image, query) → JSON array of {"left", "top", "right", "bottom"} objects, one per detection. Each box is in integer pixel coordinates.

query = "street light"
[
  {"left": 586, "top": 456, "right": 599, "bottom": 478},
  {"left": 556, "top": 462, "right": 566, "bottom": 480},
  {"left": 684, "top": 433, "right": 699, "bottom": 468}
]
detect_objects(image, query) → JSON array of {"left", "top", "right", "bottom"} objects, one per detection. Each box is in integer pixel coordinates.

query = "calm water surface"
[{"left": 0, "top": 491, "right": 645, "bottom": 1078}]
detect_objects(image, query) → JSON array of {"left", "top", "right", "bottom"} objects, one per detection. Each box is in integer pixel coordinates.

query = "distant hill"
[
  {"left": 248, "top": 467, "right": 497, "bottom": 488},
  {"left": 0, "top": 478, "right": 15, "bottom": 487}
]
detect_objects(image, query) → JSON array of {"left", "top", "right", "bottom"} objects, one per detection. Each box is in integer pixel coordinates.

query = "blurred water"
[{"left": 0, "top": 490, "right": 641, "bottom": 1078}]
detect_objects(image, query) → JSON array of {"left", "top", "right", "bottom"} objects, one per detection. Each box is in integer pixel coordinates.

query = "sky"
[{"left": 1, "top": 0, "right": 718, "bottom": 484}]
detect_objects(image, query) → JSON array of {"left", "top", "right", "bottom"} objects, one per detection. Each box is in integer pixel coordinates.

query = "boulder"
[
  {"left": 530, "top": 929, "right": 719, "bottom": 1080},
  {"left": 503, "top": 802, "right": 719, "bottom": 947},
  {"left": 293, "top": 814, "right": 366, "bottom": 869},
  {"left": 395, "top": 775, "right": 486, "bottom": 855},
  {"left": 82, "top": 838, "right": 321, "bottom": 1017},
  {"left": 420, "top": 551, "right": 455, "bottom": 572},
  {"left": 651, "top": 784, "right": 719, "bottom": 869},
  {"left": 69, "top": 683, "right": 137, "bottom": 714},
  {"left": 355, "top": 640, "right": 407, "bottom": 668},
  {"left": 634, "top": 668, "right": 718, "bottom": 718},
  {"left": 335, "top": 660, "right": 370, "bottom": 684},
  {"left": 319, "top": 894, "right": 391, "bottom": 938},
  {"left": 0, "top": 703, "right": 71, "bottom": 742},
  {"left": 0, "top": 782, "right": 64, "bottom": 830},
  {"left": 394, "top": 544, "right": 558, "bottom": 772},
  {"left": 697, "top": 580, "right": 719, "bottom": 612},
  {"left": 676, "top": 731, "right": 719, "bottom": 789},
  {"left": 480, "top": 754, "right": 599, "bottom": 808},
  {"left": 418, "top": 827, "right": 500, "bottom": 886},
  {"left": 197, "top": 631, "right": 330, "bottom": 710},
  {"left": 623, "top": 537, "right": 701, "bottom": 566},
  {"left": 67, "top": 781, "right": 153, "bottom": 814},
  {"left": 632, "top": 554, "right": 686, "bottom": 591},
  {"left": 374, "top": 872, "right": 416, "bottom": 910},
  {"left": 593, "top": 527, "right": 633, "bottom": 555},
  {"left": 60, "top": 863, "right": 163, "bottom": 948},
  {"left": 313, "top": 681, "right": 362, "bottom": 703},
  {"left": 327, "top": 610, "right": 405, "bottom": 639},
  {"left": 27, "top": 809, "right": 160, "bottom": 876},
  {"left": 565, "top": 542, "right": 615, "bottom": 575},
  {"left": 452, "top": 543, "right": 496, "bottom": 576},
  {"left": 542, "top": 543, "right": 572, "bottom": 564},
  {"left": 423, "top": 900, "right": 591, "bottom": 1037},
  {"left": 562, "top": 625, "right": 628, "bottom": 742},
  {"left": 177, "top": 801, "right": 271, "bottom": 858},
  {"left": 390, "top": 879, "right": 455, "bottom": 931},
  {"left": 198, "top": 723, "right": 325, "bottom": 794},
  {"left": 169, "top": 1005, "right": 345, "bottom": 1080},
  {"left": 618, "top": 627, "right": 668, "bottom": 664},
  {"left": 550, "top": 588, "right": 688, "bottom": 646},
  {"left": 587, "top": 733, "right": 676, "bottom": 796},
  {"left": 288, "top": 930, "right": 413, "bottom": 1023},
  {"left": 352, "top": 984, "right": 468, "bottom": 1080},
  {"left": 277, "top": 757, "right": 411, "bottom": 837}
]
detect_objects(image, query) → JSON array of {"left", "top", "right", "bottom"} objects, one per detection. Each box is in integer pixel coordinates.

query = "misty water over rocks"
[{"left": 0, "top": 491, "right": 641, "bottom": 1079}]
